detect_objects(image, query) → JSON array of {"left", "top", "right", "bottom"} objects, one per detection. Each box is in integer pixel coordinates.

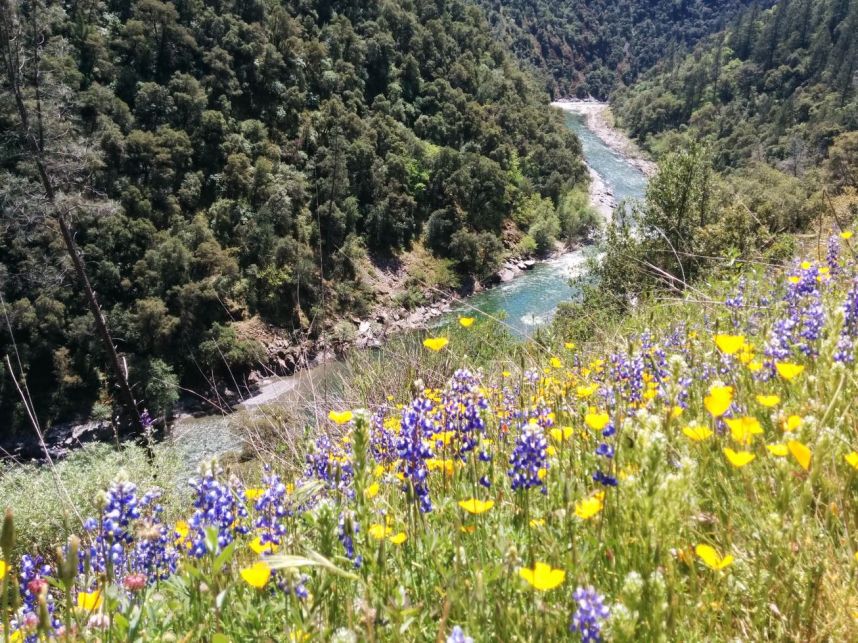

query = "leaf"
[
  {"left": 213, "top": 540, "right": 237, "bottom": 573},
  {"left": 265, "top": 550, "right": 359, "bottom": 581},
  {"left": 211, "top": 634, "right": 231, "bottom": 643}
]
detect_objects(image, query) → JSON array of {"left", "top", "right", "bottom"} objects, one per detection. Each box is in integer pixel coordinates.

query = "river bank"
[{"left": 551, "top": 100, "right": 657, "bottom": 178}]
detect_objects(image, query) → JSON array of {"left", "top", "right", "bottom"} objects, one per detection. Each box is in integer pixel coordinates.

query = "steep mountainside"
[
  {"left": 0, "top": 0, "right": 586, "bottom": 434},
  {"left": 613, "top": 0, "right": 858, "bottom": 171},
  {"left": 477, "top": 0, "right": 771, "bottom": 98}
]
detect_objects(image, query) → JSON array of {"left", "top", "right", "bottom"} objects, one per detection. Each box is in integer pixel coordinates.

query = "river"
[{"left": 171, "top": 102, "right": 649, "bottom": 471}]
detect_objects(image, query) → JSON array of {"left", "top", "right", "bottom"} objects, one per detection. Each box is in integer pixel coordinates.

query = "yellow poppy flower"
[
  {"left": 502, "top": 370, "right": 512, "bottom": 378},
  {"left": 241, "top": 562, "right": 271, "bottom": 588},
  {"left": 249, "top": 536, "right": 278, "bottom": 555},
  {"left": 669, "top": 406, "right": 683, "bottom": 419},
  {"left": 747, "top": 360, "right": 764, "bottom": 373},
  {"left": 564, "top": 342, "right": 576, "bottom": 350},
  {"left": 518, "top": 562, "right": 566, "bottom": 591},
  {"left": 783, "top": 415, "right": 802, "bottom": 431},
  {"left": 368, "top": 524, "right": 391, "bottom": 540},
  {"left": 529, "top": 518, "right": 545, "bottom": 528},
  {"left": 364, "top": 482, "right": 380, "bottom": 499},
  {"left": 458, "top": 316, "right": 475, "bottom": 327},
  {"left": 76, "top": 590, "right": 103, "bottom": 611},
  {"left": 576, "top": 384, "right": 598, "bottom": 398},
  {"left": 549, "top": 427, "right": 574, "bottom": 443},
  {"left": 549, "top": 357, "right": 563, "bottom": 369},
  {"left": 725, "top": 416, "right": 763, "bottom": 446},
  {"left": 766, "top": 444, "right": 789, "bottom": 457},
  {"left": 723, "top": 448, "right": 755, "bottom": 468},
  {"left": 695, "top": 544, "right": 734, "bottom": 570},
  {"left": 840, "top": 231, "right": 853, "bottom": 240},
  {"left": 714, "top": 334, "right": 745, "bottom": 355},
  {"left": 328, "top": 410, "right": 353, "bottom": 425},
  {"left": 704, "top": 385, "right": 733, "bottom": 418},
  {"left": 755, "top": 394, "right": 780, "bottom": 408},
  {"left": 423, "top": 337, "right": 449, "bottom": 352},
  {"left": 584, "top": 412, "right": 610, "bottom": 431},
  {"left": 845, "top": 452, "right": 858, "bottom": 470},
  {"left": 245, "top": 487, "right": 265, "bottom": 501},
  {"left": 388, "top": 532, "right": 407, "bottom": 545},
  {"left": 682, "top": 426, "right": 713, "bottom": 442},
  {"left": 787, "top": 440, "right": 811, "bottom": 471},
  {"left": 574, "top": 496, "right": 604, "bottom": 520},
  {"left": 458, "top": 499, "right": 495, "bottom": 515},
  {"left": 0, "top": 561, "right": 5, "bottom": 580},
  {"left": 775, "top": 362, "right": 805, "bottom": 381}
]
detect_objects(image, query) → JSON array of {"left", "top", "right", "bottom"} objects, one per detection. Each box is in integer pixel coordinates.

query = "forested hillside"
[
  {"left": 614, "top": 0, "right": 858, "bottom": 170},
  {"left": 477, "top": 0, "right": 769, "bottom": 98},
  {"left": 0, "top": 0, "right": 586, "bottom": 436}
]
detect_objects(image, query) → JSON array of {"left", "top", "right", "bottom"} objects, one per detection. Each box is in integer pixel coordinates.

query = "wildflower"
[
  {"left": 388, "top": 532, "right": 407, "bottom": 545},
  {"left": 565, "top": 341, "right": 576, "bottom": 350},
  {"left": 447, "top": 626, "right": 474, "bottom": 643},
  {"left": 458, "top": 317, "right": 475, "bottom": 328},
  {"left": 576, "top": 384, "right": 598, "bottom": 398},
  {"left": 458, "top": 499, "right": 494, "bottom": 515},
  {"left": 787, "top": 440, "right": 811, "bottom": 470},
  {"left": 529, "top": 518, "right": 545, "bottom": 527},
  {"left": 841, "top": 231, "right": 853, "bottom": 240},
  {"left": 714, "top": 334, "right": 745, "bottom": 355},
  {"left": 723, "top": 448, "right": 755, "bottom": 468},
  {"left": 695, "top": 544, "right": 734, "bottom": 570},
  {"left": 550, "top": 357, "right": 563, "bottom": 369},
  {"left": 240, "top": 562, "right": 271, "bottom": 589},
  {"left": 364, "top": 483, "right": 380, "bottom": 499},
  {"left": 368, "top": 524, "right": 390, "bottom": 540},
  {"left": 575, "top": 496, "right": 603, "bottom": 520},
  {"left": 76, "top": 590, "right": 103, "bottom": 611},
  {"left": 396, "top": 397, "right": 435, "bottom": 512},
  {"left": 508, "top": 424, "right": 549, "bottom": 492},
  {"left": 755, "top": 394, "right": 780, "bottom": 407},
  {"left": 423, "top": 337, "right": 449, "bottom": 352},
  {"left": 775, "top": 362, "right": 805, "bottom": 381},
  {"left": 328, "top": 410, "right": 353, "bottom": 425},
  {"left": 0, "top": 561, "right": 5, "bottom": 580},
  {"left": 595, "top": 443, "right": 615, "bottom": 458},
  {"left": 682, "top": 426, "right": 713, "bottom": 442},
  {"left": 249, "top": 536, "right": 278, "bottom": 555},
  {"left": 570, "top": 586, "right": 610, "bottom": 643},
  {"left": 584, "top": 412, "right": 610, "bottom": 431},
  {"left": 704, "top": 385, "right": 733, "bottom": 417},
  {"left": 550, "top": 427, "right": 574, "bottom": 443},
  {"left": 783, "top": 415, "right": 803, "bottom": 431},
  {"left": 766, "top": 444, "right": 788, "bottom": 456},
  {"left": 518, "top": 562, "right": 565, "bottom": 591},
  {"left": 337, "top": 512, "right": 361, "bottom": 567},
  {"left": 725, "top": 417, "right": 763, "bottom": 446},
  {"left": 245, "top": 488, "right": 266, "bottom": 501},
  {"left": 123, "top": 573, "right": 147, "bottom": 592},
  {"left": 845, "top": 452, "right": 858, "bottom": 470}
]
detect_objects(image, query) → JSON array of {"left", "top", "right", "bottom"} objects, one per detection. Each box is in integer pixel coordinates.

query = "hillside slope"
[
  {"left": 613, "top": 0, "right": 858, "bottom": 170},
  {"left": 477, "top": 0, "right": 770, "bottom": 98}
]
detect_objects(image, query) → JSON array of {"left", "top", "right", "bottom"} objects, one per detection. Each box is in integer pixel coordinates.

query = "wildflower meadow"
[{"left": 3, "top": 232, "right": 858, "bottom": 641}]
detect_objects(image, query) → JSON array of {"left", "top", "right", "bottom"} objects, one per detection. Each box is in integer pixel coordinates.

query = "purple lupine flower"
[
  {"left": 570, "top": 586, "right": 610, "bottom": 642},
  {"left": 447, "top": 626, "right": 474, "bottom": 643},
  {"left": 508, "top": 423, "right": 548, "bottom": 492}
]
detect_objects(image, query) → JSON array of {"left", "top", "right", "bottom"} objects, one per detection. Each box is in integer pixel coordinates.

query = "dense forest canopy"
[
  {"left": 0, "top": 0, "right": 587, "bottom": 437},
  {"left": 613, "top": 0, "right": 858, "bottom": 170},
  {"left": 475, "top": 0, "right": 772, "bottom": 98}
]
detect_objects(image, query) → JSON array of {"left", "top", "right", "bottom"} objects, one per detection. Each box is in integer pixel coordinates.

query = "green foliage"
[
  {"left": 477, "top": 0, "right": 767, "bottom": 98},
  {"left": 613, "top": 0, "right": 858, "bottom": 172},
  {"left": 558, "top": 189, "right": 601, "bottom": 240},
  {"left": 198, "top": 324, "right": 265, "bottom": 376}
]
